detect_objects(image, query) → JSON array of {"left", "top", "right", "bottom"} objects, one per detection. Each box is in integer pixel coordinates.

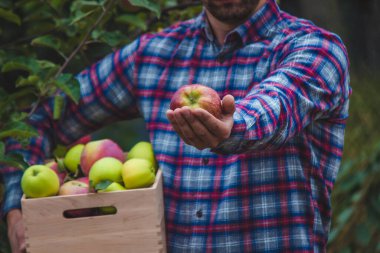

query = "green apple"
[
  {"left": 21, "top": 165, "right": 60, "bottom": 198},
  {"left": 64, "top": 144, "right": 85, "bottom": 174},
  {"left": 98, "top": 182, "right": 126, "bottom": 214},
  {"left": 88, "top": 157, "right": 123, "bottom": 189},
  {"left": 98, "top": 182, "right": 126, "bottom": 193},
  {"left": 122, "top": 158, "right": 155, "bottom": 189},
  {"left": 127, "top": 141, "right": 157, "bottom": 171}
]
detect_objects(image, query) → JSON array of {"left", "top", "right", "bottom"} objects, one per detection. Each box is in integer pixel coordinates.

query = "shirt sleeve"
[
  {"left": 0, "top": 37, "right": 143, "bottom": 216},
  {"left": 213, "top": 31, "right": 351, "bottom": 154}
]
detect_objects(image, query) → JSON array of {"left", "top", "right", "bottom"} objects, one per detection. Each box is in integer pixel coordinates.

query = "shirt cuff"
[
  {"left": 211, "top": 108, "right": 249, "bottom": 155},
  {"left": 2, "top": 170, "right": 23, "bottom": 219}
]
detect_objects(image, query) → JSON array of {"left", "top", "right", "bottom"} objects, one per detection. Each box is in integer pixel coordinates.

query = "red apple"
[
  {"left": 59, "top": 179, "right": 92, "bottom": 218},
  {"left": 170, "top": 84, "right": 222, "bottom": 119},
  {"left": 59, "top": 180, "right": 89, "bottom": 196},
  {"left": 46, "top": 161, "right": 67, "bottom": 185},
  {"left": 80, "top": 139, "right": 125, "bottom": 176}
]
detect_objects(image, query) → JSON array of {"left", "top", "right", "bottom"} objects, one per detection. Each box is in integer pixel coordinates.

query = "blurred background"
[{"left": 1, "top": 0, "right": 380, "bottom": 252}]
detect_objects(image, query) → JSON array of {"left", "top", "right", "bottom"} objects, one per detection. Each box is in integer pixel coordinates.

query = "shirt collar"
[{"left": 193, "top": 0, "right": 281, "bottom": 45}]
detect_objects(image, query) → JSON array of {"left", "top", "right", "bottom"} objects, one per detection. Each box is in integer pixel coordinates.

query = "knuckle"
[{"left": 221, "top": 129, "right": 231, "bottom": 140}]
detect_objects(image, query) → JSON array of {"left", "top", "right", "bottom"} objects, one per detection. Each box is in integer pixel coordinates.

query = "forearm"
[{"left": 2, "top": 170, "right": 23, "bottom": 217}]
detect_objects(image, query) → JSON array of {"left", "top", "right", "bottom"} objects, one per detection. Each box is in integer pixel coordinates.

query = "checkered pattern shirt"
[{"left": 1, "top": 0, "right": 351, "bottom": 252}]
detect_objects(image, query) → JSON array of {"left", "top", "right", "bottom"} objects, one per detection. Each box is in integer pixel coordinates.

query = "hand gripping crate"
[{"left": 21, "top": 169, "right": 166, "bottom": 253}]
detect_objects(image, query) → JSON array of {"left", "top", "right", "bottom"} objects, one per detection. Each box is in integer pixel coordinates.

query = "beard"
[{"left": 202, "top": 0, "right": 261, "bottom": 25}]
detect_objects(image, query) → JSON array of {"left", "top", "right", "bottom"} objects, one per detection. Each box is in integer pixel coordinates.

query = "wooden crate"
[{"left": 21, "top": 169, "right": 166, "bottom": 253}]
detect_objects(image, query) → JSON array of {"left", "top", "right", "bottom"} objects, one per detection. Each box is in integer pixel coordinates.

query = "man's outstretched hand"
[{"left": 166, "top": 94, "right": 235, "bottom": 150}]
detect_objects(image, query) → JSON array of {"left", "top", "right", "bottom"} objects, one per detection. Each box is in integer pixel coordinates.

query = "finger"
[
  {"left": 181, "top": 109, "right": 220, "bottom": 149},
  {"left": 173, "top": 108, "right": 206, "bottom": 149},
  {"left": 193, "top": 108, "right": 231, "bottom": 140},
  {"left": 221, "top": 94, "right": 235, "bottom": 116},
  {"left": 166, "top": 109, "right": 193, "bottom": 145}
]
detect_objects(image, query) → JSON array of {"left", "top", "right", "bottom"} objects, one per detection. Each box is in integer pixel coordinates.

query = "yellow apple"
[
  {"left": 127, "top": 141, "right": 157, "bottom": 171},
  {"left": 122, "top": 158, "right": 155, "bottom": 189}
]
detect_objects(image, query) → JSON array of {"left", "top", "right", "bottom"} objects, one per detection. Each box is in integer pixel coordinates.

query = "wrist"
[{"left": 6, "top": 208, "right": 22, "bottom": 226}]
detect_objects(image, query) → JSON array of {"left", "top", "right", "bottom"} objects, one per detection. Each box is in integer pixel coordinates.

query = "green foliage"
[
  {"left": 327, "top": 74, "right": 380, "bottom": 253},
  {"left": 0, "top": 0, "right": 201, "bottom": 169}
]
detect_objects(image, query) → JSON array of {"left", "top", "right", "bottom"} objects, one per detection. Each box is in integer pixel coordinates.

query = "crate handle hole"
[{"left": 63, "top": 206, "right": 117, "bottom": 219}]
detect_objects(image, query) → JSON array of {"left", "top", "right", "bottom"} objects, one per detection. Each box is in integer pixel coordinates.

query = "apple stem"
[{"left": 32, "top": 169, "right": 39, "bottom": 176}]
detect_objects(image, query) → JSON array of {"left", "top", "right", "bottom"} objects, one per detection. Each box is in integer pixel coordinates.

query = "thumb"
[{"left": 221, "top": 94, "right": 235, "bottom": 116}]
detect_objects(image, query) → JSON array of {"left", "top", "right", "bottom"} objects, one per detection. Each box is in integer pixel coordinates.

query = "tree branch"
[{"left": 54, "top": 0, "right": 116, "bottom": 79}]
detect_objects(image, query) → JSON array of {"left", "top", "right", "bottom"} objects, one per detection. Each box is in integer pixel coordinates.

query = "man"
[{"left": 3, "top": 0, "right": 350, "bottom": 252}]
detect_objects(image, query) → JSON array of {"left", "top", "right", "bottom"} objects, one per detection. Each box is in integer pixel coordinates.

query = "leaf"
[
  {"left": 95, "top": 180, "right": 113, "bottom": 191},
  {"left": 0, "top": 88, "right": 11, "bottom": 112},
  {"left": 16, "top": 75, "right": 40, "bottom": 88},
  {"left": 0, "top": 8, "right": 21, "bottom": 25},
  {"left": 337, "top": 207, "right": 353, "bottom": 224},
  {"left": 0, "top": 141, "right": 4, "bottom": 156},
  {"left": 1, "top": 57, "right": 40, "bottom": 74},
  {"left": 96, "top": 30, "right": 128, "bottom": 47},
  {"left": 2, "top": 61, "right": 33, "bottom": 74},
  {"left": 53, "top": 95, "right": 64, "bottom": 120},
  {"left": 52, "top": 144, "right": 67, "bottom": 158},
  {"left": 0, "top": 121, "right": 38, "bottom": 140},
  {"left": 128, "top": 0, "right": 161, "bottom": 18},
  {"left": 115, "top": 14, "right": 147, "bottom": 30},
  {"left": 0, "top": 153, "right": 29, "bottom": 170},
  {"left": 31, "top": 35, "right": 61, "bottom": 52},
  {"left": 70, "top": 8, "right": 98, "bottom": 25},
  {"left": 355, "top": 223, "right": 371, "bottom": 246},
  {"left": 55, "top": 74, "right": 81, "bottom": 104}
]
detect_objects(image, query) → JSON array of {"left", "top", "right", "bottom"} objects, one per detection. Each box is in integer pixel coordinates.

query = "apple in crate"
[
  {"left": 64, "top": 143, "right": 85, "bottom": 174},
  {"left": 46, "top": 160, "right": 67, "bottom": 185},
  {"left": 59, "top": 179, "right": 92, "bottom": 218},
  {"left": 88, "top": 157, "right": 123, "bottom": 189},
  {"left": 59, "top": 180, "right": 89, "bottom": 196},
  {"left": 170, "top": 84, "right": 222, "bottom": 119},
  {"left": 98, "top": 182, "right": 126, "bottom": 214},
  {"left": 122, "top": 158, "right": 155, "bottom": 189},
  {"left": 127, "top": 141, "right": 158, "bottom": 171},
  {"left": 80, "top": 139, "right": 125, "bottom": 176},
  {"left": 21, "top": 165, "right": 60, "bottom": 198}
]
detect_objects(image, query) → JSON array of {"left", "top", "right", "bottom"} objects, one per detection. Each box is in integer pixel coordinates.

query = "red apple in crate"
[
  {"left": 170, "top": 84, "right": 222, "bottom": 119},
  {"left": 80, "top": 139, "right": 125, "bottom": 176},
  {"left": 59, "top": 180, "right": 89, "bottom": 196},
  {"left": 59, "top": 179, "right": 92, "bottom": 218},
  {"left": 46, "top": 161, "right": 67, "bottom": 185}
]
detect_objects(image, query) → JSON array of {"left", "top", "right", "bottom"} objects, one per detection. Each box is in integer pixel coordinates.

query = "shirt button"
[
  {"left": 202, "top": 158, "right": 209, "bottom": 165},
  {"left": 196, "top": 209, "right": 203, "bottom": 218}
]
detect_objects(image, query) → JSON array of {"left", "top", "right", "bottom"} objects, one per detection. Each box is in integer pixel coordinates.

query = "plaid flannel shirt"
[{"left": 1, "top": 0, "right": 351, "bottom": 252}]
